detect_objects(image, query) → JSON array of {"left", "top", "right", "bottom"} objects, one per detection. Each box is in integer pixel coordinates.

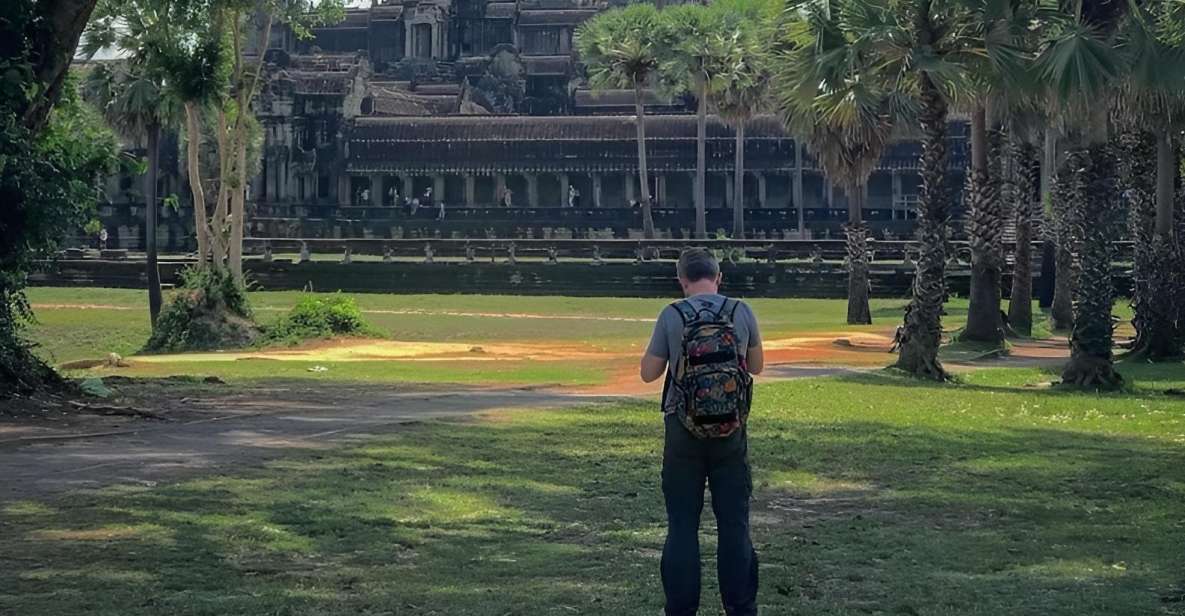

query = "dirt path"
[{"left": 0, "top": 382, "right": 631, "bottom": 503}]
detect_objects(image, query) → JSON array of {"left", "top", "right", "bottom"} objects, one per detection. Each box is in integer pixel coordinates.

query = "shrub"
[
  {"left": 143, "top": 267, "right": 260, "bottom": 353},
  {"left": 263, "top": 294, "right": 379, "bottom": 346}
]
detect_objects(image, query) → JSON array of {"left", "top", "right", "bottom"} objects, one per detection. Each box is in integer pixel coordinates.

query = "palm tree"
[
  {"left": 657, "top": 3, "right": 719, "bottom": 239},
  {"left": 711, "top": 23, "right": 772, "bottom": 239},
  {"left": 82, "top": 17, "right": 171, "bottom": 326},
  {"left": 1005, "top": 134, "right": 1040, "bottom": 336},
  {"left": 1112, "top": 2, "right": 1185, "bottom": 360},
  {"left": 576, "top": 4, "right": 661, "bottom": 239},
  {"left": 1036, "top": 5, "right": 1128, "bottom": 388},
  {"left": 774, "top": 0, "right": 900, "bottom": 325}
]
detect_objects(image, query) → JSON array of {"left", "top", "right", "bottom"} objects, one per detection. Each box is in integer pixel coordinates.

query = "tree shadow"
[{"left": 2, "top": 393, "right": 1183, "bottom": 615}]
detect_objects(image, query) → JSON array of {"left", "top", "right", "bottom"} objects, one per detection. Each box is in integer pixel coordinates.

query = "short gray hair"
[{"left": 677, "top": 248, "right": 719, "bottom": 282}]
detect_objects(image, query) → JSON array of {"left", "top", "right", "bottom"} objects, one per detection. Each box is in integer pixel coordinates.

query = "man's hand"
[{"left": 640, "top": 353, "right": 667, "bottom": 383}]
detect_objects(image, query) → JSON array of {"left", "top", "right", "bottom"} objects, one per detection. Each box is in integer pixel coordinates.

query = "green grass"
[
  {"left": 3, "top": 365, "right": 1183, "bottom": 615},
  {"left": 26, "top": 287, "right": 1075, "bottom": 366},
  {"left": 75, "top": 359, "right": 612, "bottom": 387}
]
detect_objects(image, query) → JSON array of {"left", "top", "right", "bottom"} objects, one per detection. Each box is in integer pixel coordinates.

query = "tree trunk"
[
  {"left": 1049, "top": 152, "right": 1076, "bottom": 331},
  {"left": 845, "top": 182, "right": 871, "bottom": 325},
  {"left": 1061, "top": 143, "right": 1124, "bottom": 388},
  {"left": 733, "top": 120, "right": 745, "bottom": 238},
  {"left": 633, "top": 79, "right": 655, "bottom": 239},
  {"left": 962, "top": 104, "right": 1005, "bottom": 344},
  {"left": 184, "top": 102, "right": 210, "bottom": 264},
  {"left": 893, "top": 76, "right": 949, "bottom": 380},
  {"left": 1007, "top": 139, "right": 1040, "bottom": 337},
  {"left": 695, "top": 82, "right": 707, "bottom": 239},
  {"left": 144, "top": 122, "right": 163, "bottom": 327},
  {"left": 22, "top": 0, "right": 101, "bottom": 133},
  {"left": 229, "top": 125, "right": 248, "bottom": 281}
]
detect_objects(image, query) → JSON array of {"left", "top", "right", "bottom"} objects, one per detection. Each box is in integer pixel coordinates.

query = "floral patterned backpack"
[{"left": 668, "top": 298, "right": 753, "bottom": 439}]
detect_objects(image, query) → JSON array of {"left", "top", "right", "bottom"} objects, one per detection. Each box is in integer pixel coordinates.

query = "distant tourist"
[
  {"left": 423, "top": 186, "right": 433, "bottom": 208},
  {"left": 568, "top": 185, "right": 580, "bottom": 208},
  {"left": 639, "top": 248, "right": 763, "bottom": 616},
  {"left": 437, "top": 200, "right": 446, "bottom": 221},
  {"left": 360, "top": 187, "right": 370, "bottom": 205},
  {"left": 98, "top": 228, "right": 108, "bottom": 250},
  {"left": 388, "top": 185, "right": 399, "bottom": 206},
  {"left": 410, "top": 198, "right": 420, "bottom": 216},
  {"left": 501, "top": 188, "right": 513, "bottom": 207}
]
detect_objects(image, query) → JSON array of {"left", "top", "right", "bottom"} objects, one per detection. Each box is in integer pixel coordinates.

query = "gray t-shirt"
[{"left": 646, "top": 293, "right": 761, "bottom": 413}]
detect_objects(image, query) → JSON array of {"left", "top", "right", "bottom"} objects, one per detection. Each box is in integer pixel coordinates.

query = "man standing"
[{"left": 641, "top": 248, "right": 764, "bottom": 616}]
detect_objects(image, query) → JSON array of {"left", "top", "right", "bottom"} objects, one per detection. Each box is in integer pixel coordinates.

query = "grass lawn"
[
  {"left": 2, "top": 365, "right": 1183, "bottom": 615},
  {"left": 25, "top": 285, "right": 1093, "bottom": 365}
]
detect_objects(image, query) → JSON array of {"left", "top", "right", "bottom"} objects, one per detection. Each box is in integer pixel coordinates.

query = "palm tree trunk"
[
  {"left": 1049, "top": 152, "right": 1076, "bottom": 331},
  {"left": 1061, "top": 143, "right": 1124, "bottom": 388},
  {"left": 732, "top": 120, "right": 745, "bottom": 238},
  {"left": 695, "top": 80, "right": 707, "bottom": 239},
  {"left": 846, "top": 182, "right": 871, "bottom": 325},
  {"left": 184, "top": 102, "right": 209, "bottom": 265},
  {"left": 893, "top": 75, "right": 949, "bottom": 380},
  {"left": 1007, "top": 139, "right": 1040, "bottom": 336},
  {"left": 633, "top": 78, "right": 655, "bottom": 239},
  {"left": 1128, "top": 129, "right": 1183, "bottom": 359},
  {"left": 962, "top": 105, "right": 1005, "bottom": 344},
  {"left": 144, "top": 122, "right": 163, "bottom": 327},
  {"left": 1117, "top": 130, "right": 1165, "bottom": 358},
  {"left": 229, "top": 123, "right": 248, "bottom": 282}
]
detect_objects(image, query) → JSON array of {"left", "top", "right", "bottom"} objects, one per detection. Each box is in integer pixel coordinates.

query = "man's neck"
[{"left": 683, "top": 283, "right": 719, "bottom": 297}]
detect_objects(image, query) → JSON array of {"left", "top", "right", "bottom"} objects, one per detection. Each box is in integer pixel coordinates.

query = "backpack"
[{"left": 667, "top": 298, "right": 753, "bottom": 439}]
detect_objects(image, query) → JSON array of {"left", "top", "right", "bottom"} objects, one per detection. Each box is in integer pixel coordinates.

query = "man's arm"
[
  {"left": 641, "top": 353, "right": 667, "bottom": 383},
  {"left": 743, "top": 302, "right": 764, "bottom": 375},
  {"left": 746, "top": 343, "right": 765, "bottom": 375}
]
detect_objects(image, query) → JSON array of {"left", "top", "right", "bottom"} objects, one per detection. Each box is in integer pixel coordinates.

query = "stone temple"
[{"left": 94, "top": 0, "right": 969, "bottom": 249}]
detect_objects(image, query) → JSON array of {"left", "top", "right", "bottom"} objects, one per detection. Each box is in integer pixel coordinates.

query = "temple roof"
[
  {"left": 485, "top": 2, "right": 517, "bottom": 18},
  {"left": 517, "top": 9, "right": 599, "bottom": 26}
]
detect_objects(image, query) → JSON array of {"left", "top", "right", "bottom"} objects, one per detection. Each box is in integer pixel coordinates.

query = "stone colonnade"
[{"left": 347, "top": 170, "right": 801, "bottom": 209}]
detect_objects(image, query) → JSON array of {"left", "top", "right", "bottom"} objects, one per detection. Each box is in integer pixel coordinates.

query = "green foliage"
[
  {"left": 262, "top": 294, "right": 380, "bottom": 346},
  {"left": 0, "top": 19, "right": 119, "bottom": 394},
  {"left": 143, "top": 266, "right": 259, "bottom": 352},
  {"left": 575, "top": 3, "right": 662, "bottom": 91}
]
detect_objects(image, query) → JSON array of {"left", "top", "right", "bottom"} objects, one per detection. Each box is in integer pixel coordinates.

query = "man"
[{"left": 641, "top": 248, "right": 764, "bottom": 616}]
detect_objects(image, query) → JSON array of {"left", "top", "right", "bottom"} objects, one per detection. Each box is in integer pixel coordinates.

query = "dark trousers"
[{"left": 661, "top": 413, "right": 758, "bottom": 616}]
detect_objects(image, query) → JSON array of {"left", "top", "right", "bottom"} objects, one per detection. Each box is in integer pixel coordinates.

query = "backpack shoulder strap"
[{"left": 671, "top": 300, "right": 698, "bottom": 326}]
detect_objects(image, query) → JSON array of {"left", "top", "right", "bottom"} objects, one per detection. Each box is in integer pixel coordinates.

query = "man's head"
[{"left": 677, "top": 248, "right": 721, "bottom": 296}]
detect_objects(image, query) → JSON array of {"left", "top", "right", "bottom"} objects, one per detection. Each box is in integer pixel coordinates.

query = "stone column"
[
  {"left": 464, "top": 174, "right": 476, "bottom": 206},
  {"left": 398, "top": 173, "right": 412, "bottom": 201},
  {"left": 432, "top": 22, "right": 441, "bottom": 59},
  {"left": 525, "top": 174, "right": 539, "bottom": 207},
  {"left": 433, "top": 174, "right": 446, "bottom": 203},
  {"left": 370, "top": 174, "right": 383, "bottom": 204},
  {"left": 592, "top": 173, "right": 603, "bottom": 208},
  {"left": 793, "top": 141, "right": 805, "bottom": 232},
  {"left": 724, "top": 172, "right": 734, "bottom": 209},
  {"left": 558, "top": 173, "right": 570, "bottom": 207},
  {"left": 757, "top": 172, "right": 767, "bottom": 208},
  {"left": 891, "top": 169, "right": 903, "bottom": 220},
  {"left": 338, "top": 175, "right": 351, "bottom": 207},
  {"left": 495, "top": 173, "right": 507, "bottom": 205},
  {"left": 404, "top": 22, "right": 413, "bottom": 58},
  {"left": 656, "top": 174, "right": 668, "bottom": 208},
  {"left": 624, "top": 174, "right": 636, "bottom": 204}
]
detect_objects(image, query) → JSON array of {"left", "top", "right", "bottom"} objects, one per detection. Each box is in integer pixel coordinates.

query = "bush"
[
  {"left": 143, "top": 267, "right": 260, "bottom": 353},
  {"left": 262, "top": 294, "right": 380, "bottom": 346}
]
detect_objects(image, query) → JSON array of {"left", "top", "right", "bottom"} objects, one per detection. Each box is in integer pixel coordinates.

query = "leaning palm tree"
[
  {"left": 1004, "top": 131, "right": 1041, "bottom": 336},
  {"left": 824, "top": 0, "right": 976, "bottom": 379},
  {"left": 81, "top": 28, "right": 170, "bottom": 325},
  {"left": 774, "top": 0, "right": 900, "bottom": 325},
  {"left": 576, "top": 4, "right": 661, "bottom": 239}
]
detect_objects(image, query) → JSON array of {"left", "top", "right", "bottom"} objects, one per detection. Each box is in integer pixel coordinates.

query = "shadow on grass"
[{"left": 2, "top": 381, "right": 1183, "bottom": 615}]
